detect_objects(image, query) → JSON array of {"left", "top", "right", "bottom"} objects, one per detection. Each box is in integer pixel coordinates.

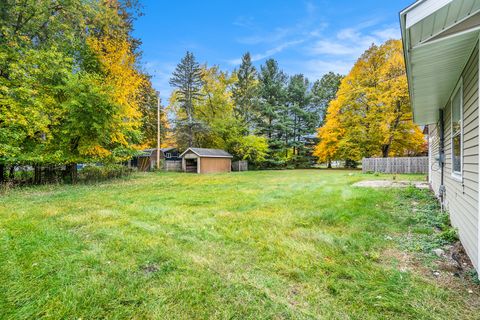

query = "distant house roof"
[
  {"left": 180, "top": 148, "right": 233, "bottom": 158},
  {"left": 138, "top": 147, "right": 177, "bottom": 157}
]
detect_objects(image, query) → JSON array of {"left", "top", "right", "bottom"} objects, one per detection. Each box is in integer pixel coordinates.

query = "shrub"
[{"left": 79, "top": 164, "right": 134, "bottom": 183}]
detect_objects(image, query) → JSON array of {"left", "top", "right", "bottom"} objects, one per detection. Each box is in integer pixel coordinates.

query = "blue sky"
[{"left": 133, "top": 0, "right": 413, "bottom": 102}]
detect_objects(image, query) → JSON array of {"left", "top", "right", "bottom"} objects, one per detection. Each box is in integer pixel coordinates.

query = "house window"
[
  {"left": 165, "top": 153, "right": 171, "bottom": 158},
  {"left": 451, "top": 82, "right": 463, "bottom": 177}
]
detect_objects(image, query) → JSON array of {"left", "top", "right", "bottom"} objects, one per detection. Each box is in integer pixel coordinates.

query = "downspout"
[{"left": 438, "top": 109, "right": 446, "bottom": 209}]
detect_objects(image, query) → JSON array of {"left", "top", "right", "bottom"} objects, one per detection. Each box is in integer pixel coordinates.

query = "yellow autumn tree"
[
  {"left": 314, "top": 99, "right": 344, "bottom": 167},
  {"left": 87, "top": 34, "right": 145, "bottom": 153},
  {"left": 314, "top": 39, "right": 425, "bottom": 164}
]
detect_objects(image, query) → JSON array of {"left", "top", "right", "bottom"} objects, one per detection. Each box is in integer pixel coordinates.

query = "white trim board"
[
  {"left": 477, "top": 34, "right": 480, "bottom": 273},
  {"left": 404, "top": 0, "right": 454, "bottom": 28}
]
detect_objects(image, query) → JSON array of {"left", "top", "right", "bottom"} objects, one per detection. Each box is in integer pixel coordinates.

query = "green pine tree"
[
  {"left": 311, "top": 72, "right": 343, "bottom": 127},
  {"left": 256, "top": 59, "right": 288, "bottom": 167},
  {"left": 169, "top": 51, "right": 204, "bottom": 147},
  {"left": 232, "top": 52, "right": 258, "bottom": 134}
]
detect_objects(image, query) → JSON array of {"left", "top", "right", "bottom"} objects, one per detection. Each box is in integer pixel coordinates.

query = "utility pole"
[{"left": 157, "top": 93, "right": 161, "bottom": 170}]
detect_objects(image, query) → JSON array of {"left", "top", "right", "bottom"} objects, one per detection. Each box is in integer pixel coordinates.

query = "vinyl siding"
[{"left": 428, "top": 42, "right": 479, "bottom": 269}]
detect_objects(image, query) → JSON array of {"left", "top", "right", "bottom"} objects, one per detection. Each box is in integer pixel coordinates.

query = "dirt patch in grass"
[
  {"left": 382, "top": 245, "right": 479, "bottom": 295},
  {"left": 353, "top": 180, "right": 430, "bottom": 189},
  {"left": 140, "top": 263, "right": 159, "bottom": 274},
  {"left": 382, "top": 248, "right": 417, "bottom": 273}
]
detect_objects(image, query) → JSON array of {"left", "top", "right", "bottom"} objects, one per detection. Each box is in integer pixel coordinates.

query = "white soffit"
[
  {"left": 401, "top": 0, "right": 480, "bottom": 124},
  {"left": 410, "top": 31, "right": 478, "bottom": 124}
]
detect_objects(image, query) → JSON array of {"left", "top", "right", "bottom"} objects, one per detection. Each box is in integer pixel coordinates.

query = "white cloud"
[
  {"left": 308, "top": 40, "right": 354, "bottom": 55},
  {"left": 237, "top": 27, "right": 294, "bottom": 45},
  {"left": 228, "top": 39, "right": 306, "bottom": 65},
  {"left": 372, "top": 27, "right": 400, "bottom": 41},
  {"left": 288, "top": 23, "right": 402, "bottom": 81},
  {"left": 233, "top": 16, "right": 255, "bottom": 29},
  {"left": 286, "top": 59, "right": 353, "bottom": 82},
  {"left": 230, "top": 1, "right": 326, "bottom": 60},
  {"left": 308, "top": 24, "right": 401, "bottom": 59}
]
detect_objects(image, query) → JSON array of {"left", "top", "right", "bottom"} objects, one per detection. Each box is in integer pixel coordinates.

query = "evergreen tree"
[
  {"left": 232, "top": 52, "right": 258, "bottom": 133},
  {"left": 257, "top": 59, "right": 288, "bottom": 166},
  {"left": 311, "top": 72, "right": 343, "bottom": 127},
  {"left": 287, "top": 74, "right": 313, "bottom": 164},
  {"left": 169, "top": 51, "right": 204, "bottom": 147}
]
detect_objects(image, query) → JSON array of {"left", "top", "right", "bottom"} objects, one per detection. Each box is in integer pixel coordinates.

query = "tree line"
[
  {"left": 1, "top": 0, "right": 426, "bottom": 184},
  {"left": 169, "top": 52, "right": 343, "bottom": 168},
  {"left": 168, "top": 40, "right": 426, "bottom": 169},
  {"left": 0, "top": 0, "right": 165, "bottom": 183}
]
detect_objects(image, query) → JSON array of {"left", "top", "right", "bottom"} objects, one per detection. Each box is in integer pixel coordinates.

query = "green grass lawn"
[{"left": 0, "top": 170, "right": 478, "bottom": 319}]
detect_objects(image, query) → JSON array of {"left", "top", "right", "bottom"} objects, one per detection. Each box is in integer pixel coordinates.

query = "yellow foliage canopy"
[
  {"left": 87, "top": 35, "right": 145, "bottom": 147},
  {"left": 314, "top": 40, "right": 426, "bottom": 163}
]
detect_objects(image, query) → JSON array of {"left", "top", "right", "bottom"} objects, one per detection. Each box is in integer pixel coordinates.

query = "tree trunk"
[
  {"left": 68, "top": 163, "right": 78, "bottom": 184},
  {"left": 34, "top": 165, "right": 42, "bottom": 185},
  {"left": 268, "top": 116, "right": 272, "bottom": 139},
  {"left": 381, "top": 145, "right": 390, "bottom": 158},
  {"left": 0, "top": 164, "right": 4, "bottom": 184},
  {"left": 382, "top": 101, "right": 403, "bottom": 158},
  {"left": 9, "top": 165, "right": 14, "bottom": 180},
  {"left": 327, "top": 160, "right": 332, "bottom": 169},
  {"left": 189, "top": 124, "right": 193, "bottom": 147}
]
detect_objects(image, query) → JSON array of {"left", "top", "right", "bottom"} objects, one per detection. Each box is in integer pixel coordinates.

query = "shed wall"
[{"left": 200, "top": 157, "right": 231, "bottom": 173}]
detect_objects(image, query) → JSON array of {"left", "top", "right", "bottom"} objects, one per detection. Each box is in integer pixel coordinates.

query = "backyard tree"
[
  {"left": 311, "top": 72, "right": 343, "bottom": 127},
  {"left": 169, "top": 51, "right": 204, "bottom": 147},
  {"left": 138, "top": 77, "right": 170, "bottom": 148},
  {"left": 256, "top": 59, "right": 289, "bottom": 166},
  {"left": 314, "top": 40, "right": 425, "bottom": 164},
  {"left": 194, "top": 66, "right": 237, "bottom": 148},
  {"left": 232, "top": 52, "right": 259, "bottom": 133},
  {"left": 87, "top": 34, "right": 145, "bottom": 152},
  {"left": 0, "top": 0, "right": 156, "bottom": 183},
  {"left": 287, "top": 74, "right": 315, "bottom": 162}
]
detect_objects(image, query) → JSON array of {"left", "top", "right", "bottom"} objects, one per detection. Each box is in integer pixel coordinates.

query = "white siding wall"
[{"left": 428, "top": 42, "right": 479, "bottom": 269}]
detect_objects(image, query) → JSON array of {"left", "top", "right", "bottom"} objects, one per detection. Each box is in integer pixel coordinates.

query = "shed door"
[{"left": 185, "top": 158, "right": 198, "bottom": 173}]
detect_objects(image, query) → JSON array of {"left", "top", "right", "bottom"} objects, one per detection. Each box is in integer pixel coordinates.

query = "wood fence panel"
[
  {"left": 362, "top": 157, "right": 428, "bottom": 174},
  {"left": 232, "top": 161, "right": 248, "bottom": 171},
  {"left": 164, "top": 160, "right": 182, "bottom": 172}
]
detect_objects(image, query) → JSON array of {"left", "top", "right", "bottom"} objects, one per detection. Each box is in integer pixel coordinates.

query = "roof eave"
[
  {"left": 400, "top": 9, "right": 416, "bottom": 122},
  {"left": 179, "top": 148, "right": 233, "bottom": 158}
]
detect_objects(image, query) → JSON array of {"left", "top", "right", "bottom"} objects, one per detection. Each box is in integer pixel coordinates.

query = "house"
[
  {"left": 130, "top": 148, "right": 181, "bottom": 171},
  {"left": 400, "top": 0, "right": 480, "bottom": 272},
  {"left": 180, "top": 148, "right": 233, "bottom": 173}
]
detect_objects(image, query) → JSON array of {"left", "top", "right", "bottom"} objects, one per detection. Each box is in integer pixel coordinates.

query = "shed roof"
[
  {"left": 138, "top": 147, "right": 177, "bottom": 157},
  {"left": 180, "top": 148, "right": 233, "bottom": 158}
]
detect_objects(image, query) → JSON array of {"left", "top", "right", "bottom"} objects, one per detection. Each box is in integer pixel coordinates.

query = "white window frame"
[
  {"left": 165, "top": 153, "right": 171, "bottom": 158},
  {"left": 450, "top": 79, "right": 463, "bottom": 180}
]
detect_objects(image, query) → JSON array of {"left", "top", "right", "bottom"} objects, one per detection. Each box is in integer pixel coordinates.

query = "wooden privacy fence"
[
  {"left": 163, "top": 160, "right": 182, "bottom": 172},
  {"left": 362, "top": 157, "right": 428, "bottom": 174},
  {"left": 232, "top": 160, "right": 248, "bottom": 172}
]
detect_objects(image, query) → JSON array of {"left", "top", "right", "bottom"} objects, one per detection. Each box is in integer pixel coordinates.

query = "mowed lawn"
[{"left": 0, "top": 170, "right": 479, "bottom": 319}]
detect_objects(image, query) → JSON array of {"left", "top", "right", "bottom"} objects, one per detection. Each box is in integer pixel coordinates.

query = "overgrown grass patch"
[{"left": 0, "top": 170, "right": 478, "bottom": 319}]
